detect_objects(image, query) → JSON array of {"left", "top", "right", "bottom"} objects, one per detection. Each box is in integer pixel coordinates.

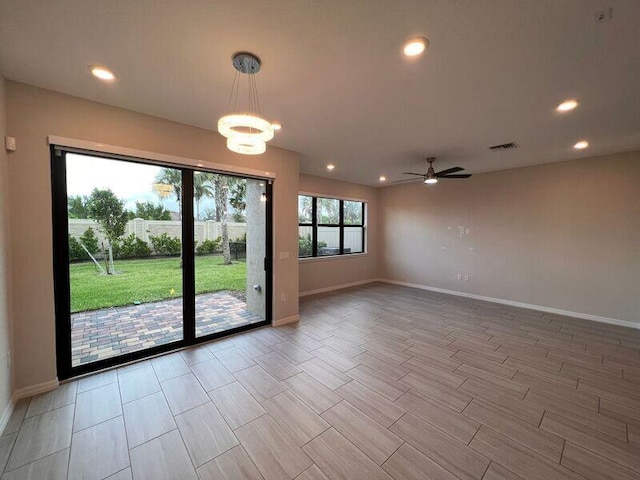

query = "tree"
[
  {"left": 232, "top": 211, "right": 246, "bottom": 223},
  {"left": 128, "top": 201, "right": 171, "bottom": 220},
  {"left": 298, "top": 195, "right": 312, "bottom": 223},
  {"left": 154, "top": 168, "right": 184, "bottom": 266},
  {"left": 68, "top": 195, "right": 89, "bottom": 218},
  {"left": 201, "top": 207, "right": 217, "bottom": 221},
  {"left": 317, "top": 198, "right": 339, "bottom": 224},
  {"left": 213, "top": 175, "right": 232, "bottom": 264},
  {"left": 154, "top": 168, "right": 182, "bottom": 213},
  {"left": 80, "top": 227, "right": 99, "bottom": 254},
  {"left": 86, "top": 188, "right": 128, "bottom": 274},
  {"left": 343, "top": 201, "right": 363, "bottom": 224},
  {"left": 193, "top": 173, "right": 215, "bottom": 220},
  {"left": 229, "top": 179, "right": 247, "bottom": 218}
]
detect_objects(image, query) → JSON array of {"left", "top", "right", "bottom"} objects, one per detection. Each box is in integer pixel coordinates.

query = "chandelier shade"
[
  {"left": 218, "top": 114, "right": 274, "bottom": 142},
  {"left": 217, "top": 52, "right": 275, "bottom": 155},
  {"left": 226, "top": 135, "right": 266, "bottom": 155}
]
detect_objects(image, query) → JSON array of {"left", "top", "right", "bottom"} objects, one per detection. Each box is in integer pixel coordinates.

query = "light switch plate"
[{"left": 5, "top": 136, "right": 16, "bottom": 152}]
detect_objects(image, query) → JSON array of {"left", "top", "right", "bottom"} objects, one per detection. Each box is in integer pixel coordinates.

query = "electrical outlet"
[
  {"left": 280, "top": 293, "right": 286, "bottom": 302},
  {"left": 464, "top": 275, "right": 469, "bottom": 281},
  {"left": 456, "top": 274, "right": 462, "bottom": 280}
]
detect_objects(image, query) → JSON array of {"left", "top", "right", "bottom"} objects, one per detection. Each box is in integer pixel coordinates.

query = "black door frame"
[{"left": 51, "top": 145, "right": 273, "bottom": 380}]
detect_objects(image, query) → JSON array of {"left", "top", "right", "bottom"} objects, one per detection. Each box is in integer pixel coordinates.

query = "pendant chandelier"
[{"left": 218, "top": 52, "right": 274, "bottom": 155}]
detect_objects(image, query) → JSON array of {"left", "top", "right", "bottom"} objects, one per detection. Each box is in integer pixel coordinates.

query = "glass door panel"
[
  {"left": 66, "top": 154, "right": 183, "bottom": 366},
  {"left": 193, "top": 173, "right": 266, "bottom": 337}
]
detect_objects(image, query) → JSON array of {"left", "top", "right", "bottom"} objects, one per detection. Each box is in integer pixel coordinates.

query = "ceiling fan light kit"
[
  {"left": 396, "top": 157, "right": 472, "bottom": 185},
  {"left": 217, "top": 52, "right": 274, "bottom": 155}
]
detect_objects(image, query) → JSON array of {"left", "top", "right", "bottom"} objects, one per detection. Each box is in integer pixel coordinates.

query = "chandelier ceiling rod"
[{"left": 218, "top": 52, "right": 275, "bottom": 155}]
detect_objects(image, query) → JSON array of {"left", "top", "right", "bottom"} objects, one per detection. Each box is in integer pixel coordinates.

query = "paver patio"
[{"left": 71, "top": 291, "right": 263, "bottom": 366}]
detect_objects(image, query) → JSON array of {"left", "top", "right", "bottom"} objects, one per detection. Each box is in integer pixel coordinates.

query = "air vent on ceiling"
[{"left": 489, "top": 142, "right": 519, "bottom": 151}]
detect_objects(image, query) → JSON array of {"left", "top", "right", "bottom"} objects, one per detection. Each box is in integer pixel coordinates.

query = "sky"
[
  {"left": 65, "top": 153, "right": 253, "bottom": 218},
  {"left": 65, "top": 153, "right": 213, "bottom": 213},
  {"left": 66, "top": 154, "right": 161, "bottom": 207}
]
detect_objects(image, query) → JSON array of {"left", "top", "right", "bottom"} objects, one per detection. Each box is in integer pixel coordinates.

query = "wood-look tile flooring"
[{"left": 1, "top": 283, "right": 639, "bottom": 479}]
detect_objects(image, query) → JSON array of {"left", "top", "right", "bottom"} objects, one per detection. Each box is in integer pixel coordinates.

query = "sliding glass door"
[
  {"left": 193, "top": 173, "right": 267, "bottom": 338},
  {"left": 51, "top": 147, "right": 272, "bottom": 379}
]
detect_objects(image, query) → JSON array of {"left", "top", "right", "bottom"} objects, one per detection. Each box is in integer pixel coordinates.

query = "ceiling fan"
[{"left": 394, "top": 157, "right": 471, "bottom": 185}]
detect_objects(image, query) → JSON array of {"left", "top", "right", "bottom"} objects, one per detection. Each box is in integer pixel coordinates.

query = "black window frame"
[
  {"left": 298, "top": 195, "right": 366, "bottom": 258},
  {"left": 51, "top": 145, "right": 273, "bottom": 380}
]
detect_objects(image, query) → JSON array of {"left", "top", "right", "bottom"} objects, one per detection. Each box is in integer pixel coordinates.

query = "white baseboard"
[
  {"left": 378, "top": 278, "right": 640, "bottom": 330},
  {"left": 273, "top": 315, "right": 300, "bottom": 327},
  {"left": 0, "top": 399, "right": 14, "bottom": 435},
  {"left": 13, "top": 378, "right": 59, "bottom": 401},
  {"left": 299, "top": 279, "right": 378, "bottom": 298},
  {"left": 0, "top": 378, "right": 59, "bottom": 435}
]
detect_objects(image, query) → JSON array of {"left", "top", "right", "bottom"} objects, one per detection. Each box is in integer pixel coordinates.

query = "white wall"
[
  {"left": 6, "top": 81, "right": 300, "bottom": 391},
  {"left": 379, "top": 151, "right": 640, "bottom": 325},
  {"left": 298, "top": 174, "right": 378, "bottom": 295},
  {"left": 4, "top": 78, "right": 640, "bottom": 398},
  {"left": 0, "top": 75, "right": 13, "bottom": 421}
]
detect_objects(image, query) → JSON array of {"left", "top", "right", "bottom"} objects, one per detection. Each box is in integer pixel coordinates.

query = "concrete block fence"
[{"left": 68, "top": 218, "right": 247, "bottom": 247}]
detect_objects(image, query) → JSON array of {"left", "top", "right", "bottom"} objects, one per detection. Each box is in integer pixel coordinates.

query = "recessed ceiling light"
[
  {"left": 379, "top": 176, "right": 387, "bottom": 182},
  {"left": 326, "top": 164, "right": 335, "bottom": 171},
  {"left": 556, "top": 99, "right": 579, "bottom": 112},
  {"left": 403, "top": 37, "right": 429, "bottom": 57},
  {"left": 573, "top": 140, "right": 589, "bottom": 149},
  {"left": 90, "top": 65, "right": 116, "bottom": 81},
  {"left": 272, "top": 123, "right": 282, "bottom": 131}
]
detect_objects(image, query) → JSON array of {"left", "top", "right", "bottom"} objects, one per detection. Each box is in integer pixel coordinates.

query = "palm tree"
[
  {"left": 213, "top": 174, "right": 232, "bottom": 264},
  {"left": 154, "top": 168, "right": 182, "bottom": 215},
  {"left": 298, "top": 195, "right": 312, "bottom": 223},
  {"left": 193, "top": 173, "right": 215, "bottom": 220}
]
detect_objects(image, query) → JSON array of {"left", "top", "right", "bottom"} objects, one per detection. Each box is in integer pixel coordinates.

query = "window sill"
[{"left": 298, "top": 252, "right": 368, "bottom": 263}]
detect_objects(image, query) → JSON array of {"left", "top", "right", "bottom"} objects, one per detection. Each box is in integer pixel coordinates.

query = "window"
[{"left": 298, "top": 195, "right": 365, "bottom": 258}]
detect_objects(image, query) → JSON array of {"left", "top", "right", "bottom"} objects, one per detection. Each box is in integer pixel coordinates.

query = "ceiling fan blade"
[
  {"left": 435, "top": 166, "right": 464, "bottom": 176},
  {"left": 393, "top": 178, "right": 423, "bottom": 183},
  {"left": 401, "top": 172, "right": 427, "bottom": 176},
  {"left": 438, "top": 174, "right": 472, "bottom": 179}
]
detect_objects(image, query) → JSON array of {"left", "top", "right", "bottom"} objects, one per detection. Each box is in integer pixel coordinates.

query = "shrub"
[
  {"left": 80, "top": 227, "right": 99, "bottom": 254},
  {"left": 298, "top": 233, "right": 312, "bottom": 257},
  {"left": 69, "top": 235, "right": 85, "bottom": 261},
  {"left": 149, "top": 233, "right": 181, "bottom": 256},
  {"left": 298, "top": 234, "right": 327, "bottom": 257},
  {"left": 196, "top": 237, "right": 222, "bottom": 255},
  {"left": 114, "top": 234, "right": 152, "bottom": 259},
  {"left": 232, "top": 212, "right": 246, "bottom": 222}
]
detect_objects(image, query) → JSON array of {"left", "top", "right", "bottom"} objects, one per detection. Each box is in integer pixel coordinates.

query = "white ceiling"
[{"left": 1, "top": 0, "right": 639, "bottom": 185}]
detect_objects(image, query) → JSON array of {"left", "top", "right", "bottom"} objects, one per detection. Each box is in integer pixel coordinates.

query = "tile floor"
[
  {"left": 71, "top": 291, "right": 264, "bottom": 366},
  {"left": 2, "top": 282, "right": 640, "bottom": 479}
]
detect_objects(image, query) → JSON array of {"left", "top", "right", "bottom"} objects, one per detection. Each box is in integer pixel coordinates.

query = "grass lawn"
[{"left": 70, "top": 255, "right": 246, "bottom": 312}]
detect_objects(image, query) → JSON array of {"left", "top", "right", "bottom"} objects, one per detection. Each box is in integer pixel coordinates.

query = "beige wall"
[
  {"left": 6, "top": 81, "right": 299, "bottom": 390},
  {"left": 379, "top": 151, "right": 640, "bottom": 324},
  {"left": 0, "top": 77, "right": 13, "bottom": 417},
  {"left": 298, "top": 174, "right": 378, "bottom": 294}
]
